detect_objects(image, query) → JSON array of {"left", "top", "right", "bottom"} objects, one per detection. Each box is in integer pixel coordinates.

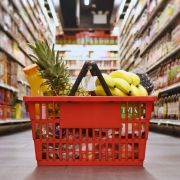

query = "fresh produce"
[
  {"left": 94, "top": 69, "right": 150, "bottom": 96},
  {"left": 128, "top": 72, "right": 140, "bottom": 86},
  {"left": 95, "top": 73, "right": 115, "bottom": 88},
  {"left": 28, "top": 39, "right": 89, "bottom": 96},
  {"left": 109, "top": 70, "right": 132, "bottom": 84},
  {"left": 131, "top": 68, "right": 154, "bottom": 95},
  {"left": 130, "top": 84, "right": 140, "bottom": 96},
  {"left": 113, "top": 78, "right": 131, "bottom": 94},
  {"left": 138, "top": 84, "right": 148, "bottom": 96},
  {"left": 95, "top": 85, "right": 127, "bottom": 96}
]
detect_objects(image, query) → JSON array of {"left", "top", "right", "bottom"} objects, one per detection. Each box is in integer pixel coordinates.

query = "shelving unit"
[
  {"left": 118, "top": 0, "right": 180, "bottom": 130},
  {"left": 159, "top": 81, "right": 180, "bottom": 94},
  {"left": 55, "top": 44, "right": 119, "bottom": 80},
  {"left": 0, "top": 0, "right": 58, "bottom": 129},
  {"left": 140, "top": 10, "right": 180, "bottom": 57},
  {"left": 150, "top": 119, "right": 180, "bottom": 127},
  {"left": 146, "top": 44, "right": 180, "bottom": 73},
  {"left": 135, "top": 0, "right": 167, "bottom": 39}
]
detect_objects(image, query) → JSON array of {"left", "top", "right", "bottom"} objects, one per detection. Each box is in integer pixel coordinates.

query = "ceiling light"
[
  {"left": 47, "top": 0, "right": 59, "bottom": 26},
  {"left": 91, "top": 4, "right": 96, "bottom": 8},
  {"left": 76, "top": 0, "right": 80, "bottom": 26},
  {"left": 84, "top": 0, "right": 89, "bottom": 6}
]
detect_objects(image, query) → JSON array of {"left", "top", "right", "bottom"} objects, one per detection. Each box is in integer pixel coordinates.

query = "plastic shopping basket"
[{"left": 23, "top": 62, "right": 157, "bottom": 166}]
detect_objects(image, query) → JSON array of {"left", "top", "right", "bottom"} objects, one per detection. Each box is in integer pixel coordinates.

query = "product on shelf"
[
  {"left": 56, "top": 31, "right": 118, "bottom": 45},
  {"left": 154, "top": 56, "right": 180, "bottom": 90},
  {"left": 0, "top": 86, "right": 18, "bottom": 120},
  {"left": 153, "top": 91, "right": 180, "bottom": 120}
]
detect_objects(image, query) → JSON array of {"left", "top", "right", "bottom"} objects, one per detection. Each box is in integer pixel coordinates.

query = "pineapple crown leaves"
[{"left": 28, "top": 39, "right": 70, "bottom": 91}]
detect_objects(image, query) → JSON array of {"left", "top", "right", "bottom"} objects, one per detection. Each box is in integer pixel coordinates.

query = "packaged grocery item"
[{"left": 163, "top": 96, "right": 168, "bottom": 119}]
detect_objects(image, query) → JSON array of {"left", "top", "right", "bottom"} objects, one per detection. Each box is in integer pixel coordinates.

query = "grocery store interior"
[{"left": 0, "top": 0, "right": 180, "bottom": 179}]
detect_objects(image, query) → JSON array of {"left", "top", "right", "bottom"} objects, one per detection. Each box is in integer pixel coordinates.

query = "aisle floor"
[{"left": 0, "top": 130, "right": 179, "bottom": 180}]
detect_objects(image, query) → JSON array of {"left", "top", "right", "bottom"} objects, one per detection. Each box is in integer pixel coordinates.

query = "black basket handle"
[{"left": 69, "top": 61, "right": 112, "bottom": 96}]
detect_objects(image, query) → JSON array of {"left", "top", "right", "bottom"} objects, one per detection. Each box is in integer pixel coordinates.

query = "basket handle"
[{"left": 69, "top": 61, "right": 112, "bottom": 96}]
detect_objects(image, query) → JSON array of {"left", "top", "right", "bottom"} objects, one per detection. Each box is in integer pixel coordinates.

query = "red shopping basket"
[{"left": 23, "top": 62, "right": 157, "bottom": 166}]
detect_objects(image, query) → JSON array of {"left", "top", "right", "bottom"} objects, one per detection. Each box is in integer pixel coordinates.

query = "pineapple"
[{"left": 28, "top": 39, "right": 89, "bottom": 96}]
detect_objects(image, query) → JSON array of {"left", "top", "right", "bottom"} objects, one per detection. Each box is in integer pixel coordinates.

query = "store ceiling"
[{"left": 53, "top": 0, "right": 131, "bottom": 35}]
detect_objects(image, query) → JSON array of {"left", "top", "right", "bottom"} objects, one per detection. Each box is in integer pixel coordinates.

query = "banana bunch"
[{"left": 94, "top": 70, "right": 148, "bottom": 96}]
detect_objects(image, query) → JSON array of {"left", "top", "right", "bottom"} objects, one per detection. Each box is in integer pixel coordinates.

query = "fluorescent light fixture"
[
  {"left": 118, "top": 0, "right": 126, "bottom": 15},
  {"left": 76, "top": 0, "right": 80, "bottom": 26},
  {"left": 47, "top": 0, "right": 59, "bottom": 26},
  {"left": 84, "top": 0, "right": 89, "bottom": 6}
]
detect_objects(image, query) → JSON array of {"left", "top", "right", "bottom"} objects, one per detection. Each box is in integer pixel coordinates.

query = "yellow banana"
[
  {"left": 113, "top": 78, "right": 131, "bottom": 94},
  {"left": 128, "top": 72, "right": 140, "bottom": 86},
  {"left": 95, "top": 85, "right": 127, "bottom": 96},
  {"left": 95, "top": 73, "right": 115, "bottom": 88},
  {"left": 130, "top": 84, "right": 140, "bottom": 96},
  {"left": 109, "top": 70, "right": 132, "bottom": 84},
  {"left": 138, "top": 84, "right": 148, "bottom": 96}
]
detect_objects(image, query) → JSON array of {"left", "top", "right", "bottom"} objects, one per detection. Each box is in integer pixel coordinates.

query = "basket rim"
[{"left": 23, "top": 96, "right": 157, "bottom": 102}]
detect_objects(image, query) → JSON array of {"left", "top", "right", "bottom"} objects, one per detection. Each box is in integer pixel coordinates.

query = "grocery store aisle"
[{"left": 0, "top": 130, "right": 179, "bottom": 180}]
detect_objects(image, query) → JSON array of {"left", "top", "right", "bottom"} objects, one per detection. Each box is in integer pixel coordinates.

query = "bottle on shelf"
[
  {"left": 171, "top": 94, "right": 176, "bottom": 119},
  {"left": 170, "top": 59, "right": 175, "bottom": 85},
  {"left": 167, "top": 62, "right": 171, "bottom": 86},
  {"left": 162, "top": 64, "right": 168, "bottom": 88},
  {"left": 153, "top": 100, "right": 158, "bottom": 119},
  {"left": 178, "top": 93, "right": 180, "bottom": 120},
  {"left": 167, "top": 94, "right": 171, "bottom": 119},
  {"left": 156, "top": 63, "right": 164, "bottom": 89},
  {"left": 174, "top": 93, "right": 179, "bottom": 120},
  {"left": 178, "top": 59, "right": 180, "bottom": 82},
  {"left": 163, "top": 96, "right": 168, "bottom": 119},
  {"left": 158, "top": 97, "right": 163, "bottom": 119}
]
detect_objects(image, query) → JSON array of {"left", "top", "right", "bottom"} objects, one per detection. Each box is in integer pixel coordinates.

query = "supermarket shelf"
[
  {"left": 140, "top": 10, "right": 180, "bottom": 57},
  {"left": 63, "top": 58, "right": 118, "bottom": 61},
  {"left": 20, "top": 0, "right": 38, "bottom": 32},
  {"left": 136, "top": 0, "right": 167, "bottom": 38},
  {"left": 0, "top": 119, "right": 31, "bottom": 135},
  {"left": 35, "top": 0, "right": 53, "bottom": 36},
  {"left": 120, "top": 33, "right": 133, "bottom": 54},
  {"left": 120, "top": 40, "right": 135, "bottom": 60},
  {"left": 0, "top": 83, "right": 19, "bottom": 92},
  {"left": 27, "top": 0, "right": 39, "bottom": 22},
  {"left": 19, "top": 46, "right": 33, "bottom": 62},
  {"left": 122, "top": 60, "right": 134, "bottom": 71},
  {"left": 146, "top": 44, "right": 180, "bottom": 73},
  {"left": 134, "top": 2, "right": 147, "bottom": 24},
  {"left": 0, "top": 2, "right": 19, "bottom": 27},
  {"left": 150, "top": 119, "right": 180, "bottom": 127},
  {"left": 10, "top": 0, "right": 36, "bottom": 41},
  {"left": 159, "top": 82, "right": 180, "bottom": 94},
  {"left": 0, "top": 46, "right": 25, "bottom": 67},
  {"left": 0, "top": 23, "right": 19, "bottom": 44},
  {"left": 0, "top": 23, "right": 33, "bottom": 63},
  {"left": 0, "top": 119, "right": 30, "bottom": 125},
  {"left": 120, "top": 11, "right": 134, "bottom": 47},
  {"left": 17, "top": 79, "right": 29, "bottom": 86},
  {"left": 1, "top": 1, "right": 31, "bottom": 43},
  {"left": 55, "top": 45, "right": 119, "bottom": 51}
]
